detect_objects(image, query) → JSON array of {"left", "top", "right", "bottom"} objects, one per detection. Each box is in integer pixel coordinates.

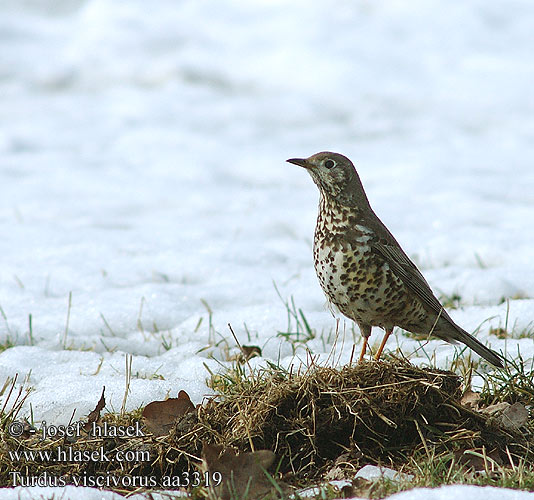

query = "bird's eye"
[{"left": 324, "top": 159, "right": 335, "bottom": 169}]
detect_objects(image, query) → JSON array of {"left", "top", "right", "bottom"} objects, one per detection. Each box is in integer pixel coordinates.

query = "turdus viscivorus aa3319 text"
[{"left": 287, "top": 152, "right": 503, "bottom": 367}]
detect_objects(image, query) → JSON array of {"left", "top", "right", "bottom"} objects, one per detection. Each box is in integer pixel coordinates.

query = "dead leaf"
[
  {"left": 324, "top": 465, "right": 345, "bottom": 481},
  {"left": 479, "top": 401, "right": 529, "bottom": 430},
  {"left": 228, "top": 345, "right": 262, "bottom": 363},
  {"left": 501, "top": 402, "right": 529, "bottom": 430},
  {"left": 455, "top": 448, "right": 503, "bottom": 473},
  {"left": 202, "top": 443, "right": 283, "bottom": 500},
  {"left": 460, "top": 390, "right": 480, "bottom": 409},
  {"left": 350, "top": 477, "right": 373, "bottom": 498},
  {"left": 142, "top": 390, "right": 196, "bottom": 437},
  {"left": 340, "top": 484, "right": 357, "bottom": 498},
  {"left": 240, "top": 345, "right": 262, "bottom": 363},
  {"left": 83, "top": 387, "right": 106, "bottom": 432},
  {"left": 489, "top": 327, "right": 509, "bottom": 339},
  {"left": 19, "top": 420, "right": 38, "bottom": 440},
  {"left": 324, "top": 452, "right": 360, "bottom": 481},
  {"left": 481, "top": 401, "right": 510, "bottom": 416}
]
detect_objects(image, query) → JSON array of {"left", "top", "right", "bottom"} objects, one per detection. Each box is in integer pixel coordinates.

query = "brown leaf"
[
  {"left": 350, "top": 477, "right": 373, "bottom": 499},
  {"left": 201, "top": 443, "right": 282, "bottom": 500},
  {"left": 340, "top": 484, "right": 357, "bottom": 498},
  {"left": 460, "top": 390, "right": 480, "bottom": 409},
  {"left": 83, "top": 387, "right": 106, "bottom": 432},
  {"left": 501, "top": 402, "right": 529, "bottom": 430},
  {"left": 228, "top": 345, "right": 262, "bottom": 363},
  {"left": 240, "top": 345, "right": 262, "bottom": 363},
  {"left": 142, "top": 390, "right": 196, "bottom": 437},
  {"left": 20, "top": 420, "right": 38, "bottom": 440},
  {"left": 324, "top": 465, "right": 345, "bottom": 481},
  {"left": 455, "top": 448, "right": 503, "bottom": 473},
  {"left": 481, "top": 401, "right": 510, "bottom": 416}
]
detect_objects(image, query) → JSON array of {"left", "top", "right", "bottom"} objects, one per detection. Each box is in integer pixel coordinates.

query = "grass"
[
  {"left": 209, "top": 353, "right": 534, "bottom": 499},
  {"left": 438, "top": 292, "right": 463, "bottom": 310},
  {"left": 274, "top": 282, "right": 316, "bottom": 349},
  {"left": 479, "top": 352, "right": 534, "bottom": 406},
  {"left": 294, "top": 452, "right": 534, "bottom": 499},
  {"left": 490, "top": 323, "right": 534, "bottom": 340},
  {"left": 207, "top": 356, "right": 533, "bottom": 496},
  {"left": 0, "top": 291, "right": 532, "bottom": 498},
  {"left": 356, "top": 451, "right": 534, "bottom": 499},
  {"left": 0, "top": 345, "right": 533, "bottom": 498},
  {"left": 0, "top": 337, "right": 16, "bottom": 354},
  {"left": 193, "top": 289, "right": 533, "bottom": 498}
]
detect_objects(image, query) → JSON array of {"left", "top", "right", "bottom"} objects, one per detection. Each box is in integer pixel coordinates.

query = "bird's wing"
[
  {"left": 359, "top": 210, "right": 455, "bottom": 325},
  {"left": 343, "top": 210, "right": 504, "bottom": 366},
  {"left": 372, "top": 241, "right": 449, "bottom": 319}
]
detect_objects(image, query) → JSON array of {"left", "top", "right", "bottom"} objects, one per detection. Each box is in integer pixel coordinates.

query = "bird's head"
[{"left": 287, "top": 152, "right": 369, "bottom": 208}]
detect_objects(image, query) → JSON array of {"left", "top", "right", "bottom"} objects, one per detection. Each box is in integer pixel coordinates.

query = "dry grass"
[
  {"left": 167, "top": 358, "right": 531, "bottom": 488},
  {"left": 1, "top": 357, "right": 532, "bottom": 496}
]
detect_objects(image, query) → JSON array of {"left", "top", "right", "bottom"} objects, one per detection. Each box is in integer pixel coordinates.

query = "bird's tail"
[{"left": 456, "top": 328, "right": 504, "bottom": 368}]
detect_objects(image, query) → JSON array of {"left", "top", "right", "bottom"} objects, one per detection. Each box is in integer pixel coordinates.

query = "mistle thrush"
[{"left": 287, "top": 152, "right": 503, "bottom": 367}]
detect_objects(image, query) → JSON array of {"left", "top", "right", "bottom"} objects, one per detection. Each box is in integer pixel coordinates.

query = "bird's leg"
[
  {"left": 358, "top": 336, "right": 368, "bottom": 363},
  {"left": 375, "top": 327, "right": 393, "bottom": 361},
  {"left": 358, "top": 325, "right": 372, "bottom": 363}
]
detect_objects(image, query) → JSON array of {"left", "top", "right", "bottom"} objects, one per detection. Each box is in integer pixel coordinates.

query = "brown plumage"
[{"left": 288, "top": 152, "right": 503, "bottom": 367}]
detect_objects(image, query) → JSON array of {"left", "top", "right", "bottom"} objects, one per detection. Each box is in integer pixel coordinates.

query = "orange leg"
[
  {"left": 358, "top": 336, "right": 369, "bottom": 363},
  {"left": 375, "top": 328, "right": 393, "bottom": 361}
]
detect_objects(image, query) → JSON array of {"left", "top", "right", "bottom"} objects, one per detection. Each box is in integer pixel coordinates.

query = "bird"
[{"left": 287, "top": 152, "right": 503, "bottom": 367}]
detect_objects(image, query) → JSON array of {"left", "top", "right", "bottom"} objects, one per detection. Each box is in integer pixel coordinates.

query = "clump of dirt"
[{"left": 166, "top": 358, "right": 529, "bottom": 484}]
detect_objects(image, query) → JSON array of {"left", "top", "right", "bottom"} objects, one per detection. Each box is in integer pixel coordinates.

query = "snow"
[
  {"left": 1, "top": 0, "right": 533, "bottom": 498},
  {"left": 386, "top": 485, "right": 534, "bottom": 500},
  {"left": 0, "top": 487, "right": 186, "bottom": 500},
  {"left": 2, "top": 485, "right": 533, "bottom": 500},
  {"left": 355, "top": 465, "right": 414, "bottom": 483}
]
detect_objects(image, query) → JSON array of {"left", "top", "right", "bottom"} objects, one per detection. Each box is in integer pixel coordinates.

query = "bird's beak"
[{"left": 286, "top": 157, "right": 312, "bottom": 169}]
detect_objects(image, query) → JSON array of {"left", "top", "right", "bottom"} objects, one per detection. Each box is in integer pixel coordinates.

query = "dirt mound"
[{"left": 1, "top": 358, "right": 529, "bottom": 492}]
